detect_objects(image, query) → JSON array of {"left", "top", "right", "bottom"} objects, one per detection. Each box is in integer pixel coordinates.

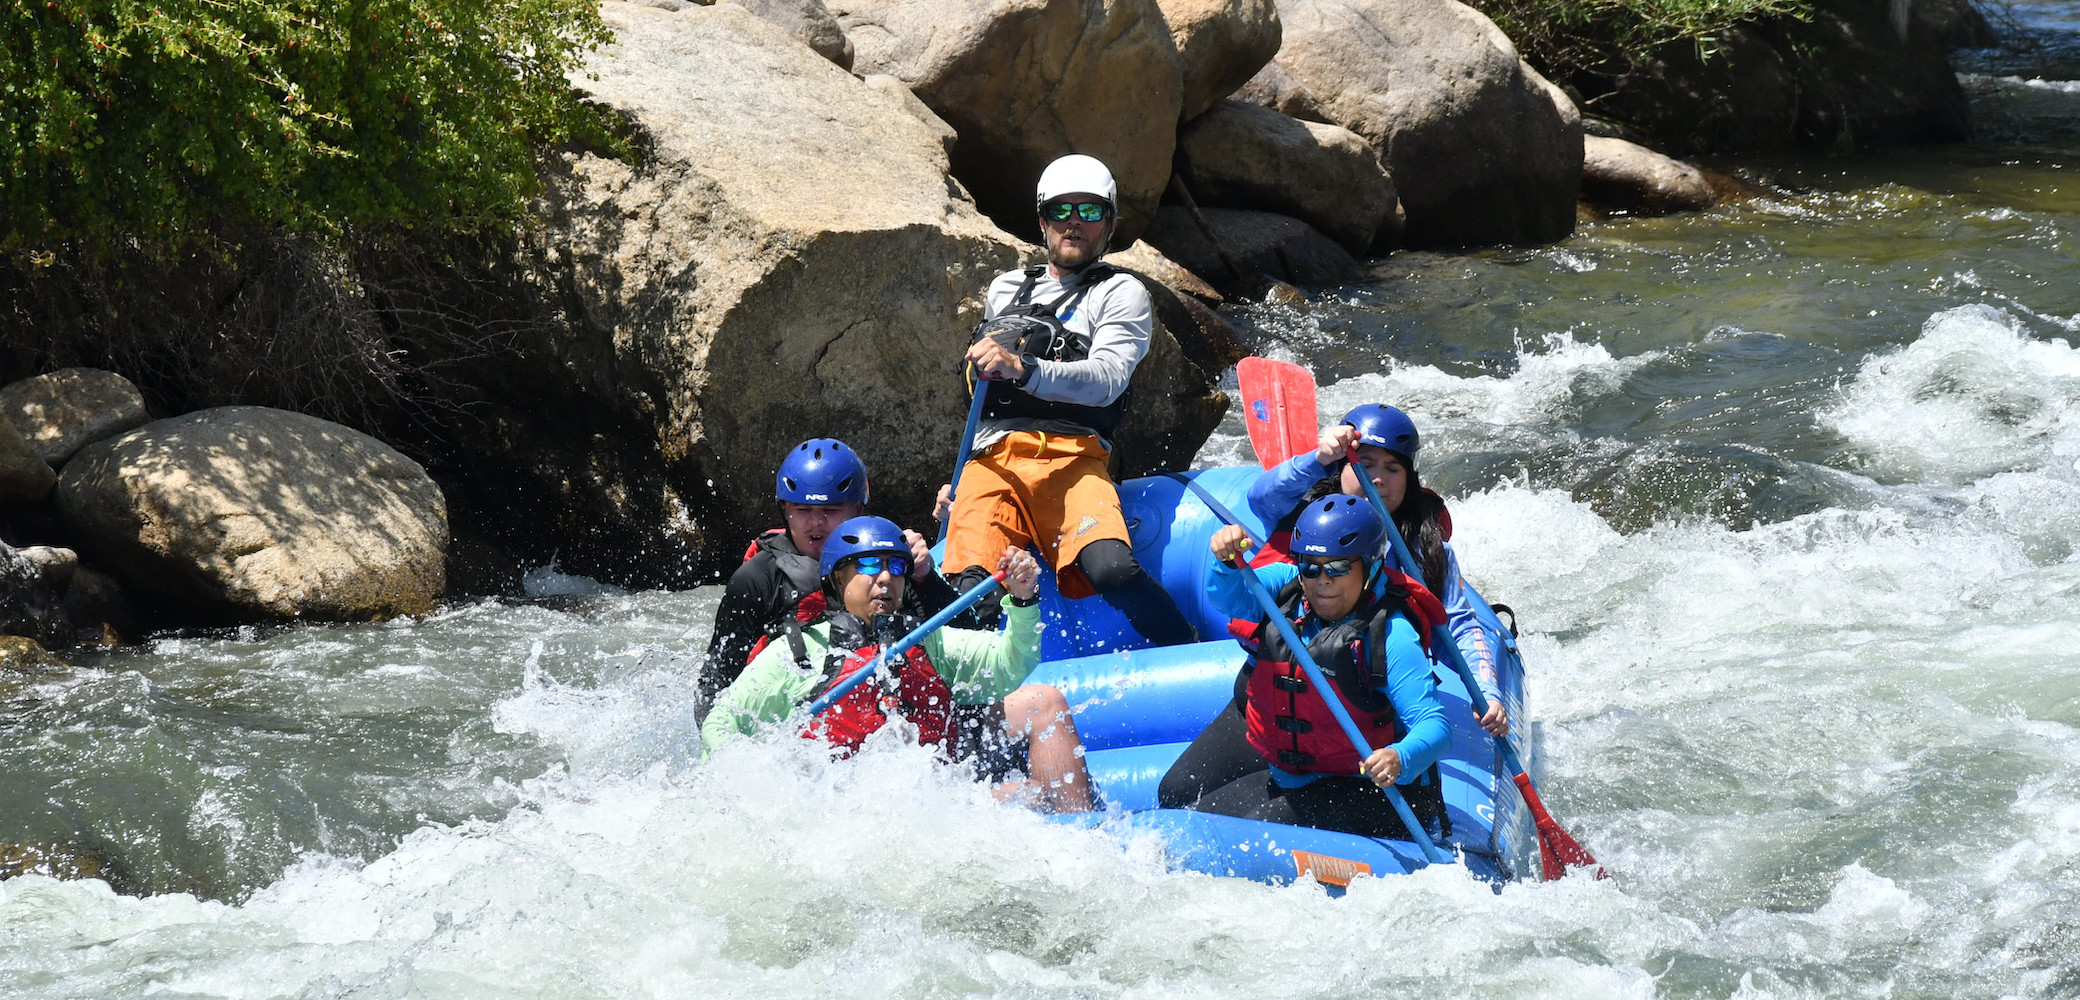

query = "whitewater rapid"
[{"left": 6, "top": 296, "right": 2079, "bottom": 997}]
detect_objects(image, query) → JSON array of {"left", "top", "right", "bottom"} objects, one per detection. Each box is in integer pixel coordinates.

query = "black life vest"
[
  {"left": 741, "top": 528, "right": 821, "bottom": 596},
  {"left": 967, "top": 264, "right": 1129, "bottom": 440},
  {"left": 791, "top": 610, "right": 954, "bottom": 752},
  {"left": 738, "top": 528, "right": 823, "bottom": 665}
]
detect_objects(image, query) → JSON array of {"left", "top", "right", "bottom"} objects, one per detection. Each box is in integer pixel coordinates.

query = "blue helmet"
[
  {"left": 819, "top": 515, "right": 909, "bottom": 579},
  {"left": 1342, "top": 404, "right": 1419, "bottom": 468},
  {"left": 1292, "top": 495, "right": 1384, "bottom": 560},
  {"left": 776, "top": 438, "right": 868, "bottom": 506}
]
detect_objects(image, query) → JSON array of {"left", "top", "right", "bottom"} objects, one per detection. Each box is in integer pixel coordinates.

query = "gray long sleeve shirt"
[{"left": 972, "top": 262, "right": 1153, "bottom": 452}]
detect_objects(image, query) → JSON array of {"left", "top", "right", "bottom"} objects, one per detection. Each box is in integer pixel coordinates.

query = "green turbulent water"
[{"left": 6, "top": 27, "right": 2080, "bottom": 1000}]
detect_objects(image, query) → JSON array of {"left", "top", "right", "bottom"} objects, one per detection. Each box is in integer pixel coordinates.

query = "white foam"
[
  {"left": 521, "top": 558, "right": 629, "bottom": 598},
  {"left": 1958, "top": 73, "right": 2080, "bottom": 95},
  {"left": 1330, "top": 332, "right": 1655, "bottom": 431},
  {"left": 1822, "top": 305, "right": 2080, "bottom": 485}
]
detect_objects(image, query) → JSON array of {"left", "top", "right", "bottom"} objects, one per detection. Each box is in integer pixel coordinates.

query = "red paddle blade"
[
  {"left": 1512, "top": 773, "right": 1607, "bottom": 881},
  {"left": 1236, "top": 357, "right": 1319, "bottom": 469}
]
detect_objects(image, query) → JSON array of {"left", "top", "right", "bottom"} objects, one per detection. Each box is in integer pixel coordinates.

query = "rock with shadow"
[
  {"left": 0, "top": 368, "right": 150, "bottom": 469},
  {"left": 0, "top": 543, "right": 69, "bottom": 647},
  {"left": 0, "top": 414, "right": 57, "bottom": 504},
  {"left": 717, "top": 0, "right": 855, "bottom": 68},
  {"left": 833, "top": 0, "right": 1183, "bottom": 243},
  {"left": 55, "top": 406, "right": 447, "bottom": 623},
  {"left": 1235, "top": 0, "right": 1581, "bottom": 248},
  {"left": 1579, "top": 135, "right": 1727, "bottom": 216},
  {"left": 1159, "top": 0, "right": 1283, "bottom": 121},
  {"left": 1141, "top": 206, "right": 1360, "bottom": 296},
  {"left": 375, "top": 2, "right": 1225, "bottom": 586},
  {"left": 1178, "top": 99, "right": 1401, "bottom": 254}
]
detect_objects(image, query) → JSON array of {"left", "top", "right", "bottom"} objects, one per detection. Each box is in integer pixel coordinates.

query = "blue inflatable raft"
[{"left": 1022, "top": 466, "right": 1538, "bottom": 888}]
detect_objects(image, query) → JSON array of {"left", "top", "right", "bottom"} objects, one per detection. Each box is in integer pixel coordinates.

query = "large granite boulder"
[
  {"left": 1179, "top": 99, "right": 1400, "bottom": 254},
  {"left": 834, "top": 0, "right": 1184, "bottom": 244},
  {"left": 56, "top": 407, "right": 448, "bottom": 622},
  {"left": 1236, "top": 0, "right": 1581, "bottom": 248},
  {"left": 0, "top": 368, "right": 150, "bottom": 467},
  {"left": 370, "top": 2, "right": 1225, "bottom": 585},
  {"left": 0, "top": 415, "right": 57, "bottom": 503},
  {"left": 1141, "top": 206, "right": 1360, "bottom": 295},
  {"left": 718, "top": 0, "right": 854, "bottom": 68},
  {"left": 1160, "top": 0, "right": 1282, "bottom": 120}
]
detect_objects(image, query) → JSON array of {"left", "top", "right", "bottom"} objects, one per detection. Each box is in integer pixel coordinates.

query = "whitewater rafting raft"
[{"left": 1019, "top": 465, "right": 1538, "bottom": 888}]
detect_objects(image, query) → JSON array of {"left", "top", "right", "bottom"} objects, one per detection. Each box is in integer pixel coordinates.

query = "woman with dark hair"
[{"left": 1243, "top": 404, "right": 1509, "bottom": 738}]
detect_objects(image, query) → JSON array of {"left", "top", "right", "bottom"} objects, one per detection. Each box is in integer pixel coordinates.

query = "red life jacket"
[
  {"left": 1236, "top": 575, "right": 1446, "bottom": 775},
  {"left": 791, "top": 611, "right": 954, "bottom": 752}
]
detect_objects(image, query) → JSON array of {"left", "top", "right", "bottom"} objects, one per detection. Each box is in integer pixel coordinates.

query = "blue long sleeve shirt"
[
  {"left": 1206, "top": 559, "right": 1450, "bottom": 788},
  {"left": 1245, "top": 454, "right": 1502, "bottom": 702}
]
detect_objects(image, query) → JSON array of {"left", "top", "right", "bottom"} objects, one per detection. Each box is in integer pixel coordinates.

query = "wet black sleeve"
[
  {"left": 906, "top": 569, "right": 962, "bottom": 618},
  {"left": 703, "top": 556, "right": 787, "bottom": 700}
]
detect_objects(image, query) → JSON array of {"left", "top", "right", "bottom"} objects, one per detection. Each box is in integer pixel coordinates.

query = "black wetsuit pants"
[{"left": 1157, "top": 702, "right": 1446, "bottom": 842}]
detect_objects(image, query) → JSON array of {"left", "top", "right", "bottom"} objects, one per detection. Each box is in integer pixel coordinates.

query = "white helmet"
[{"left": 1035, "top": 154, "right": 1117, "bottom": 208}]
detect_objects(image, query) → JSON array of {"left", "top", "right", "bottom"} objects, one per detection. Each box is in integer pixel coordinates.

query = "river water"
[{"left": 7, "top": 20, "right": 2080, "bottom": 1000}]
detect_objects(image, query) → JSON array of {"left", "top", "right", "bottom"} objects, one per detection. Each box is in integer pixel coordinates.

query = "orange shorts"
[{"left": 940, "top": 431, "right": 1131, "bottom": 600}]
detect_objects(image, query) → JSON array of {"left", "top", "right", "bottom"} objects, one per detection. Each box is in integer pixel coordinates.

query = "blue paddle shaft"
[
  {"left": 936, "top": 378, "right": 991, "bottom": 547},
  {"left": 1347, "top": 450, "right": 1533, "bottom": 778},
  {"left": 803, "top": 571, "right": 1005, "bottom": 718},
  {"left": 1234, "top": 562, "right": 1454, "bottom": 866}
]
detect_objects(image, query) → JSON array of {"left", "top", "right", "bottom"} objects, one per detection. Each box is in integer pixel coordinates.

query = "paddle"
[
  {"left": 1346, "top": 446, "right": 1607, "bottom": 881},
  {"left": 1232, "top": 558, "right": 1455, "bottom": 867},
  {"left": 1236, "top": 357, "right": 1318, "bottom": 470},
  {"left": 803, "top": 569, "right": 1008, "bottom": 719},
  {"left": 936, "top": 368, "right": 991, "bottom": 547}
]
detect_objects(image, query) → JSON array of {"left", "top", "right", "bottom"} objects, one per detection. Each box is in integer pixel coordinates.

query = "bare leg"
[{"left": 999, "top": 684, "right": 1094, "bottom": 813}]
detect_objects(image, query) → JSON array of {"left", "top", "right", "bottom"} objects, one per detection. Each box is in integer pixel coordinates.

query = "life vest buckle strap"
[
  {"left": 1276, "top": 749, "right": 1316, "bottom": 768},
  {"left": 1274, "top": 716, "right": 1313, "bottom": 734},
  {"left": 1272, "top": 675, "right": 1309, "bottom": 693}
]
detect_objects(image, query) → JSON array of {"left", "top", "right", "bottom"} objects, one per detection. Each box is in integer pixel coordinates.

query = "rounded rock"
[
  {"left": 0, "top": 368, "right": 151, "bottom": 468},
  {"left": 56, "top": 406, "right": 448, "bottom": 622}
]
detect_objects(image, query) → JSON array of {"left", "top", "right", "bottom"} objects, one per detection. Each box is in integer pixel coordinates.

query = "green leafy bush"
[
  {"left": 1466, "top": 0, "right": 1809, "bottom": 78},
  {"left": 1, "top": 0, "right": 612, "bottom": 250}
]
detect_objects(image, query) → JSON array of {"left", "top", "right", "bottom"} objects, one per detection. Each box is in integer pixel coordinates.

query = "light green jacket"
[{"left": 700, "top": 598, "right": 1042, "bottom": 750}]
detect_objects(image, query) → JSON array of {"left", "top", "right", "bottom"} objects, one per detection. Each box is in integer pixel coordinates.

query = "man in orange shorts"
[{"left": 938, "top": 154, "right": 1197, "bottom": 647}]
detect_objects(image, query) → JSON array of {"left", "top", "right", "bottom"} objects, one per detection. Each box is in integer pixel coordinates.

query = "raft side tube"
[
  {"left": 1023, "top": 640, "right": 1239, "bottom": 752},
  {"left": 1054, "top": 809, "right": 1511, "bottom": 890}
]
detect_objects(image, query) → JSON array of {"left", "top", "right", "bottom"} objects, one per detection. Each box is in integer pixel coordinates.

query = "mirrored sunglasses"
[
  {"left": 848, "top": 554, "right": 910, "bottom": 578},
  {"left": 1296, "top": 558, "right": 1359, "bottom": 580},
  {"left": 1042, "top": 201, "right": 1111, "bottom": 223}
]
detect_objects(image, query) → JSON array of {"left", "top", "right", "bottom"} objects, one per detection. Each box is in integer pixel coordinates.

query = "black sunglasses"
[
  {"left": 1042, "top": 201, "right": 1111, "bottom": 223},
  {"left": 1296, "top": 558, "right": 1359, "bottom": 580}
]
